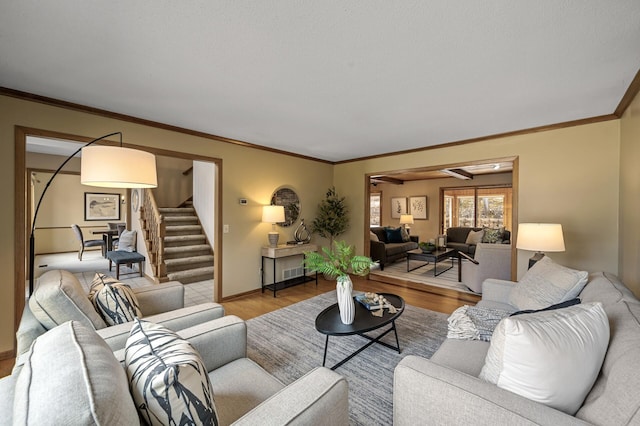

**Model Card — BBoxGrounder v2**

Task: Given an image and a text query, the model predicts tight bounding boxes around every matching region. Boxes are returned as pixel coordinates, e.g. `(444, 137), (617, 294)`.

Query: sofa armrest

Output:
(98, 302), (225, 351)
(232, 367), (349, 426)
(133, 281), (185, 316)
(394, 356), (587, 426)
(409, 235), (419, 243)
(15, 305), (47, 360)
(481, 278), (517, 304)
(370, 240), (387, 262)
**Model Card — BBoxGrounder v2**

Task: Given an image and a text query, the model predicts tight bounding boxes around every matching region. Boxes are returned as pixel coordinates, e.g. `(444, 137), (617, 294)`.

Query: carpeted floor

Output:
(370, 255), (478, 295)
(246, 291), (449, 425)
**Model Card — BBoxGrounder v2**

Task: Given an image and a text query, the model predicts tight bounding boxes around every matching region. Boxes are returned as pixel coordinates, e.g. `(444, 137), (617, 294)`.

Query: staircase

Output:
(160, 207), (214, 284)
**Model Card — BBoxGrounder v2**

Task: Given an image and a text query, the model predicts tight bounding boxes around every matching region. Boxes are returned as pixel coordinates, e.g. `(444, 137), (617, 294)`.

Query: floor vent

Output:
(283, 266), (304, 281)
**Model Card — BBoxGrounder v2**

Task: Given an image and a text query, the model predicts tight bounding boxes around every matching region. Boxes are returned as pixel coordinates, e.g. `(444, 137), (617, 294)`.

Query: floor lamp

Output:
(29, 132), (158, 296)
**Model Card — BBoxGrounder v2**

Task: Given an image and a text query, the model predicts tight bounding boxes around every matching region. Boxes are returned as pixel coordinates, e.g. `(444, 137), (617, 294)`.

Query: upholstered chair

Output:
(460, 243), (512, 293)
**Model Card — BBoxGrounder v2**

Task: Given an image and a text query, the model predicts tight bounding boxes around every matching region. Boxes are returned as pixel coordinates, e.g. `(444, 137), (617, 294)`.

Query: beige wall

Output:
(619, 91), (640, 296)
(335, 120), (621, 280)
(0, 94), (333, 355)
(374, 173), (512, 241)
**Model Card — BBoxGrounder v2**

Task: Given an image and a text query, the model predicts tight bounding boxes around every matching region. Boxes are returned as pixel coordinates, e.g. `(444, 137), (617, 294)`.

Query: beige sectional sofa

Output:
(394, 271), (640, 425)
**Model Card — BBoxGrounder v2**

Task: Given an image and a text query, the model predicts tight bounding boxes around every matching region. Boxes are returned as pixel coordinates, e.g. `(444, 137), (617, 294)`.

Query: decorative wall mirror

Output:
(271, 187), (300, 227)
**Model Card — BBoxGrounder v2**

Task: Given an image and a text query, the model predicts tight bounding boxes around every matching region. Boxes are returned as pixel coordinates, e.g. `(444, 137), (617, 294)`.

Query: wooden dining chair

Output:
(71, 224), (106, 260)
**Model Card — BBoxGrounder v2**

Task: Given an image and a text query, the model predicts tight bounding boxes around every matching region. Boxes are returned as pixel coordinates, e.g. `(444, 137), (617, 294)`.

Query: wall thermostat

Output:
(239, 198), (248, 205)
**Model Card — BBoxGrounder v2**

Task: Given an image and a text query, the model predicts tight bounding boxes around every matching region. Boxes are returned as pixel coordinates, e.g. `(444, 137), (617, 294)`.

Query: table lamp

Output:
(516, 223), (565, 268)
(262, 205), (285, 247)
(399, 214), (414, 234)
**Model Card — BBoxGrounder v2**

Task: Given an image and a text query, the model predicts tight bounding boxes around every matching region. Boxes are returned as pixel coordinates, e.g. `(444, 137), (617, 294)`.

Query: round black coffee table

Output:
(315, 293), (405, 370)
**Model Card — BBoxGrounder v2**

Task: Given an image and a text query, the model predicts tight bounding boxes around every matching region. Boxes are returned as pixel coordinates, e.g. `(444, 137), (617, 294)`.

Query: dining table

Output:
(92, 229), (120, 256)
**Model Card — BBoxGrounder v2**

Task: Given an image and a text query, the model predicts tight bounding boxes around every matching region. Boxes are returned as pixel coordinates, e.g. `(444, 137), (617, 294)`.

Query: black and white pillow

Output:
(125, 319), (219, 426)
(88, 272), (119, 300)
(89, 274), (142, 326)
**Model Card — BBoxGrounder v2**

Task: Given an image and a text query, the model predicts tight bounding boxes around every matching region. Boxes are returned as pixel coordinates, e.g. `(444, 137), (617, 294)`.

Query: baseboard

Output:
(0, 349), (16, 361)
(220, 288), (261, 302)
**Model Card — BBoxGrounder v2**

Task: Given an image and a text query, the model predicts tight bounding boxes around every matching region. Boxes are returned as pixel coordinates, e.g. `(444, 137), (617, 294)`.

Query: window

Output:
(442, 186), (512, 232)
(370, 192), (381, 226)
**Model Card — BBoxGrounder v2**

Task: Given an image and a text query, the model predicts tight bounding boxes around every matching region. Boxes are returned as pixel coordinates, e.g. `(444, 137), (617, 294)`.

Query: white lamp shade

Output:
(399, 214), (414, 225)
(81, 145), (157, 188)
(516, 223), (566, 252)
(262, 205), (285, 223)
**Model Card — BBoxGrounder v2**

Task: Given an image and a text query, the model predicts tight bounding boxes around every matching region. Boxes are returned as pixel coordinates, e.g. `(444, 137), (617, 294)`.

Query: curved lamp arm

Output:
(29, 132), (122, 296)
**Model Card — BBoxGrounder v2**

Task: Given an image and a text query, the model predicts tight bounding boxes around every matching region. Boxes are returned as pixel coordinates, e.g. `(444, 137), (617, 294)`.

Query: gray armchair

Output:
(459, 243), (512, 293)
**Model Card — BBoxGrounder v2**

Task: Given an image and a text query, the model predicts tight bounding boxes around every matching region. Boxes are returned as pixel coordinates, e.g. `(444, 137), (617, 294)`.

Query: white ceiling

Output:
(2, 1), (639, 162)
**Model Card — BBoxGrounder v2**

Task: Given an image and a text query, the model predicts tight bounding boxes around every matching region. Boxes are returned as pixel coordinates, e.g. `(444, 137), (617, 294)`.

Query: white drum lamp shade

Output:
(262, 205), (285, 247)
(81, 145), (157, 188)
(517, 223), (565, 268)
(399, 214), (414, 225)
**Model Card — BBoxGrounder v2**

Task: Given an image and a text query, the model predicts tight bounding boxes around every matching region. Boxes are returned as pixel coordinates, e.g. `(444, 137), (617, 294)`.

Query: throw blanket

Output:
(447, 305), (512, 341)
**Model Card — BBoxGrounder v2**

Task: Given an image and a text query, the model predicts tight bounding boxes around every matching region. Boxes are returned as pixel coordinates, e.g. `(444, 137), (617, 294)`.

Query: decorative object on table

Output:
(262, 205), (285, 247)
(437, 234), (447, 249)
(270, 186), (300, 227)
(84, 192), (121, 221)
(304, 240), (375, 324)
(29, 132), (157, 296)
(311, 186), (349, 250)
(409, 196), (428, 219)
(390, 197), (407, 219)
(355, 292), (400, 317)
(399, 214), (414, 234)
(516, 223), (565, 269)
(419, 241), (436, 253)
(293, 218), (311, 243)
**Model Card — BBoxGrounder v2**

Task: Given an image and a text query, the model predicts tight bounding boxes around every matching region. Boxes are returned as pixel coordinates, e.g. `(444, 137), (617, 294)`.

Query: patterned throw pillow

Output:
(89, 275), (142, 326)
(400, 227), (411, 242)
(482, 227), (504, 243)
(508, 256), (589, 310)
(125, 319), (219, 426)
(88, 272), (119, 301)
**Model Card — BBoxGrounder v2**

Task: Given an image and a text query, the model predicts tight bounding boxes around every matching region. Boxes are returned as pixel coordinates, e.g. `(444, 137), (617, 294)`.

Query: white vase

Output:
(336, 275), (355, 324)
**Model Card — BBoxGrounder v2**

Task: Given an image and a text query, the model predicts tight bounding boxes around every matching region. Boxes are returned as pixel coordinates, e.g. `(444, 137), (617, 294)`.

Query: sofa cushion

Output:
(575, 301), (640, 425)
(370, 231), (379, 242)
(125, 319), (219, 425)
(482, 227), (504, 243)
(465, 229), (484, 245)
(370, 227), (388, 243)
(116, 229), (137, 252)
(479, 302), (609, 415)
(91, 281), (142, 326)
(13, 321), (139, 425)
(385, 227), (404, 243)
(29, 269), (107, 330)
(508, 256), (588, 310)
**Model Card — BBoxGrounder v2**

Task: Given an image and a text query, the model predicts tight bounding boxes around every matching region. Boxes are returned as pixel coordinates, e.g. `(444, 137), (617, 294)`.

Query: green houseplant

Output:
(311, 186), (349, 250)
(304, 240), (375, 324)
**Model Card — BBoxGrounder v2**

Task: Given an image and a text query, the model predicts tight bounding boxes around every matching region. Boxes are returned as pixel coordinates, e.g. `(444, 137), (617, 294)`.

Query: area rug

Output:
(246, 291), (449, 425)
(370, 256), (476, 295)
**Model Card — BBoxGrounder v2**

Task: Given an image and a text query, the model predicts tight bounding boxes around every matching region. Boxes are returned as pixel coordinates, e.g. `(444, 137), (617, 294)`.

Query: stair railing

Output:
(141, 189), (167, 279)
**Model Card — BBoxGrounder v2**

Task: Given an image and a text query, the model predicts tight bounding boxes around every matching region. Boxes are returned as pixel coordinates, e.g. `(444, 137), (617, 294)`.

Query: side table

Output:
(261, 244), (318, 297)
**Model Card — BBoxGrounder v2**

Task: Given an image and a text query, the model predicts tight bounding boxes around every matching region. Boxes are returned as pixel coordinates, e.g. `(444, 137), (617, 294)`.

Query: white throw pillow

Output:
(370, 231), (379, 242)
(90, 280), (142, 325)
(116, 229), (137, 252)
(479, 302), (610, 415)
(509, 256), (588, 310)
(465, 229), (484, 245)
(125, 319), (219, 426)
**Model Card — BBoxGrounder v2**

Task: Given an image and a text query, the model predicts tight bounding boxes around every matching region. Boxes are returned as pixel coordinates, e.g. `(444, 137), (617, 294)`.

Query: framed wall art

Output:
(390, 197), (407, 219)
(409, 196), (428, 220)
(84, 192), (120, 221)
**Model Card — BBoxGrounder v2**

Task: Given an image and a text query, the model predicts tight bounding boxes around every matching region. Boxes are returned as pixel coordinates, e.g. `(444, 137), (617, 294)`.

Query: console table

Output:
(261, 244), (318, 297)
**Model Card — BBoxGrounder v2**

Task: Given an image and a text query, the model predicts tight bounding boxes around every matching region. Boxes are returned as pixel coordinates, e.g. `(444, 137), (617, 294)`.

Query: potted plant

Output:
(311, 186), (349, 250)
(304, 240), (375, 324)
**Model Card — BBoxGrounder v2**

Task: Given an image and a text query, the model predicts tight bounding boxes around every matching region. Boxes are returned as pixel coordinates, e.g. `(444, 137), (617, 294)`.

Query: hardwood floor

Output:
(0, 275), (474, 379)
